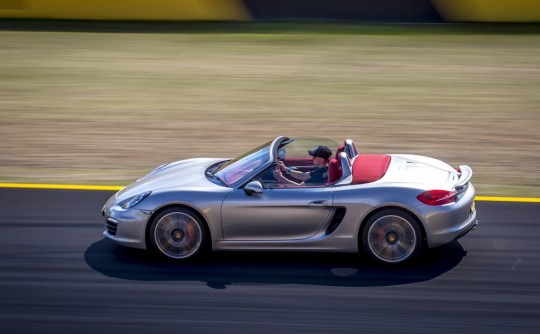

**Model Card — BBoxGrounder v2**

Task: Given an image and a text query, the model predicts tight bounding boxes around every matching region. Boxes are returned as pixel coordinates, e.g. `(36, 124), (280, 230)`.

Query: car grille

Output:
(106, 218), (118, 236)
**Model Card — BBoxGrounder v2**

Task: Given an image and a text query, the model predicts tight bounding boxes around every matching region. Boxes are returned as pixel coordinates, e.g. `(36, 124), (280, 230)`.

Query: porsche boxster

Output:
(102, 136), (477, 264)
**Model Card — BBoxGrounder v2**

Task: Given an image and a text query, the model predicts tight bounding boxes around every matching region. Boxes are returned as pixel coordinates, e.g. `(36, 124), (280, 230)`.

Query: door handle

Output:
(308, 200), (330, 208)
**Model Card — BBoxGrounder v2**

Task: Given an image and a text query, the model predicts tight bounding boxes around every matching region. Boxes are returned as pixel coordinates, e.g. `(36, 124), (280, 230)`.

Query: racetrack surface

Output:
(0, 189), (539, 333)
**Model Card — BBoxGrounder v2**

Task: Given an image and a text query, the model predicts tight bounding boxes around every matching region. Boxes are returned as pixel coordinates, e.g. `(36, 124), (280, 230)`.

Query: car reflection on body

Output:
(102, 136), (477, 265)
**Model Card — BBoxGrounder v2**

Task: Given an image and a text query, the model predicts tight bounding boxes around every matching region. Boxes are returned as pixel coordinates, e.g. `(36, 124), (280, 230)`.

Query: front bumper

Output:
(102, 204), (152, 250)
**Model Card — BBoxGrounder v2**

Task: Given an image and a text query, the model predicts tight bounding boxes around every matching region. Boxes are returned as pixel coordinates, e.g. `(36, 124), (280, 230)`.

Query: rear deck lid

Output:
(383, 154), (459, 189)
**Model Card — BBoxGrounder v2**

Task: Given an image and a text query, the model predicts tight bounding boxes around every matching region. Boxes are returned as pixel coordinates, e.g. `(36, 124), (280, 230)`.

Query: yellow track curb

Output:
(474, 196), (540, 203)
(0, 183), (123, 191)
(1, 183), (539, 203)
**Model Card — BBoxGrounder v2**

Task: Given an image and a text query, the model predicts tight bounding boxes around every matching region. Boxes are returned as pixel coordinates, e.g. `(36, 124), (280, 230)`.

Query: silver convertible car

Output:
(102, 136), (478, 265)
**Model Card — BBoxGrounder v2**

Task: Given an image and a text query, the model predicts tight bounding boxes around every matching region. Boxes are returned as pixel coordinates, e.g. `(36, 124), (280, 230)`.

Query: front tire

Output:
(148, 207), (208, 260)
(362, 209), (423, 265)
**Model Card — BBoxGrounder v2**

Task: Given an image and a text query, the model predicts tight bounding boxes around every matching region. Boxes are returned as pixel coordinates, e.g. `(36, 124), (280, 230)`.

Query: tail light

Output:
(417, 190), (457, 206)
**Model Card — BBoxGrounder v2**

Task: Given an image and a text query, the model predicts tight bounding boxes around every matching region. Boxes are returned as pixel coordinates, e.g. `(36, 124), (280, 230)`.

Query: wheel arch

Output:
(357, 205), (427, 247)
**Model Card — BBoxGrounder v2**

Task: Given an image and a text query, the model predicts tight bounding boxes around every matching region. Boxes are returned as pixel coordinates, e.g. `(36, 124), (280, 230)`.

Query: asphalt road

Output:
(0, 189), (539, 334)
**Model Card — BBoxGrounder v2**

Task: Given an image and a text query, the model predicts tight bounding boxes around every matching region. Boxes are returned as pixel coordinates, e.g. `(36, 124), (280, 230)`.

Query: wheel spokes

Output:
(154, 212), (202, 259)
(367, 215), (417, 263)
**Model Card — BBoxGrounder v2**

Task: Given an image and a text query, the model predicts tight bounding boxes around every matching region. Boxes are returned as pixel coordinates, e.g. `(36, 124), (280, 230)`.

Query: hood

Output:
(383, 154), (459, 190)
(115, 158), (226, 200)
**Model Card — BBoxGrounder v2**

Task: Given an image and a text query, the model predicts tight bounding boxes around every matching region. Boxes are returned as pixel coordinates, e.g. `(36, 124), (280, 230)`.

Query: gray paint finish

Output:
(101, 137), (477, 263)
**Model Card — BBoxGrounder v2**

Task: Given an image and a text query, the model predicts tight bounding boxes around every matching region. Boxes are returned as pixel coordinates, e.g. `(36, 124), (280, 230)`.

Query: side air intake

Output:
(325, 207), (347, 235)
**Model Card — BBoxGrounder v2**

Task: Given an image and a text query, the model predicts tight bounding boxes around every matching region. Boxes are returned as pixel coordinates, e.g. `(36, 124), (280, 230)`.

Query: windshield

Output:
(214, 140), (272, 186)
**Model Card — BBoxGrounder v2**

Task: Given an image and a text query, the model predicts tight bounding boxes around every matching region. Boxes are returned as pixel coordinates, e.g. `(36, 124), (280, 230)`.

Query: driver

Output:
(273, 145), (332, 186)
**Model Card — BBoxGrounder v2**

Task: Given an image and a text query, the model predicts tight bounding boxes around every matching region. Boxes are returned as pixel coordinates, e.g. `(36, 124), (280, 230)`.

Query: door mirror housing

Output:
(244, 180), (263, 196)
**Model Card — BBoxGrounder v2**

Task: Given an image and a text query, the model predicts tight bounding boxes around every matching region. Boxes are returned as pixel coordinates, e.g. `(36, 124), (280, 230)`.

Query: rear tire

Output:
(148, 207), (209, 260)
(361, 209), (423, 265)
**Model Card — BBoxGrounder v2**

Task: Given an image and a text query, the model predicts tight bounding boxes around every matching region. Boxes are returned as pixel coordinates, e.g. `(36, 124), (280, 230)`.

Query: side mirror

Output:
(244, 180), (263, 196)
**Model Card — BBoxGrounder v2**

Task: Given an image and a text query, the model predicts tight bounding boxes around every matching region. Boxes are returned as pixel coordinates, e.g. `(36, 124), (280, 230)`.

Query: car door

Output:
(221, 185), (334, 241)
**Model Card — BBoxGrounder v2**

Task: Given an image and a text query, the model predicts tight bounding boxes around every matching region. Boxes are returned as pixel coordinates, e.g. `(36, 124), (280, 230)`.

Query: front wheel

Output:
(362, 209), (423, 265)
(148, 207), (208, 260)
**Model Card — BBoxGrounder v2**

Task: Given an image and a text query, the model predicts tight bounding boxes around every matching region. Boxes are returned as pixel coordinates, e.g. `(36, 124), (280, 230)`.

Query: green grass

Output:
(1, 22), (539, 196)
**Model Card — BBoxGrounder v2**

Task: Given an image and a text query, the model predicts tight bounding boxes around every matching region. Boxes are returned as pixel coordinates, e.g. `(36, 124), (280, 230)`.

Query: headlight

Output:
(117, 191), (152, 209)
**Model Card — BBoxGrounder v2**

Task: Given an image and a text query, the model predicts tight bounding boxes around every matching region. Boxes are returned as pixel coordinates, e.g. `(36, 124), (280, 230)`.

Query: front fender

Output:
(137, 188), (233, 242)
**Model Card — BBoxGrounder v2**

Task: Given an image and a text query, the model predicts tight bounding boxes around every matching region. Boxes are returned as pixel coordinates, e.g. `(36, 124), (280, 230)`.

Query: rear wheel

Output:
(362, 209), (423, 264)
(148, 207), (209, 260)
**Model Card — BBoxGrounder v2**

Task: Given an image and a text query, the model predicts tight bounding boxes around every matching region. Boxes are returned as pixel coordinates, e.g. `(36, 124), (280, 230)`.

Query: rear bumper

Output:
(428, 208), (478, 248)
(420, 183), (478, 248)
(454, 216), (478, 240)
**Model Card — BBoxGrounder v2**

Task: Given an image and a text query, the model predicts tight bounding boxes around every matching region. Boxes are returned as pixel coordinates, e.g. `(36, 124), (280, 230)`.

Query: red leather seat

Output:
(327, 158), (341, 184)
(336, 145), (345, 159)
(352, 154), (391, 184)
(327, 145), (346, 184)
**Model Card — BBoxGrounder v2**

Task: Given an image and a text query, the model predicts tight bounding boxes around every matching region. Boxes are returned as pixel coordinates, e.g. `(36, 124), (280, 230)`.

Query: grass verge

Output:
(1, 22), (539, 196)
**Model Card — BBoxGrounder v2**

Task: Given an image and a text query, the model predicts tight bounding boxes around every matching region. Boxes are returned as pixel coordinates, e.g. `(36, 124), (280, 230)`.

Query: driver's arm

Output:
(273, 168), (303, 186)
(286, 169), (311, 181)
(278, 161), (311, 181)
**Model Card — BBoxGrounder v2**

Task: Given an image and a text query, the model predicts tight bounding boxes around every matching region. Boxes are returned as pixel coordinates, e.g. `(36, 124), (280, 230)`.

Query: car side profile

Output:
(102, 136), (478, 265)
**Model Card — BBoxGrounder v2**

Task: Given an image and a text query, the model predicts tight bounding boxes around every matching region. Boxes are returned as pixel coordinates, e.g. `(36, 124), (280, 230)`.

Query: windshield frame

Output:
(212, 136), (288, 188)
(209, 136), (339, 188)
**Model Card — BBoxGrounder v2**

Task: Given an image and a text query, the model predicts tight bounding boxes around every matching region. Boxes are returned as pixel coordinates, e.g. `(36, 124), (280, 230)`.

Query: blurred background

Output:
(0, 0), (539, 196)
